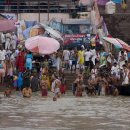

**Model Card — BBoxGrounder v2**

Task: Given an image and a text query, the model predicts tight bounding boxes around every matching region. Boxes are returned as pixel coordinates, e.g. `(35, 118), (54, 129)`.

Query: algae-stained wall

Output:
(103, 14), (130, 43)
(99, 1), (130, 43)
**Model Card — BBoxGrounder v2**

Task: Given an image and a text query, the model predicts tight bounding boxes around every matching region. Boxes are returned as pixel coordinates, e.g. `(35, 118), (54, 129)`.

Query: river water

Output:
(0, 92), (130, 130)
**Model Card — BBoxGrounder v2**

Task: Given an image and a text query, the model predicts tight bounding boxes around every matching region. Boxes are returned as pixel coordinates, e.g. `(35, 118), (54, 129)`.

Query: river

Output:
(0, 92), (130, 130)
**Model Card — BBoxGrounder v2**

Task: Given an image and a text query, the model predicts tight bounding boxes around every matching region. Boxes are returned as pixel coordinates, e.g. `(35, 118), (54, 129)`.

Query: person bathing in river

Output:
(22, 86), (32, 98)
(73, 74), (83, 96)
(95, 75), (108, 96)
(51, 76), (61, 101)
(4, 87), (11, 98)
(40, 75), (48, 97)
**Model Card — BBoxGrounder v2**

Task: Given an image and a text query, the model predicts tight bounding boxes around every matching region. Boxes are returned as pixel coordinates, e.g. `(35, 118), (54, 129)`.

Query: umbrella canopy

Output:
(40, 23), (63, 41)
(25, 36), (60, 55)
(0, 19), (16, 32)
(116, 38), (130, 51)
(103, 37), (123, 48)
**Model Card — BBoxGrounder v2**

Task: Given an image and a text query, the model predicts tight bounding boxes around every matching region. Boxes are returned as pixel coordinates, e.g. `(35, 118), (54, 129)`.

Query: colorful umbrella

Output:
(103, 37), (123, 48)
(116, 38), (130, 51)
(25, 36), (60, 54)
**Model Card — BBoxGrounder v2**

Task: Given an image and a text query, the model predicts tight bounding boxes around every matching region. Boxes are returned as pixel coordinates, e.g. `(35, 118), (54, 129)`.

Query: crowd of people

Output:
(0, 32), (130, 100)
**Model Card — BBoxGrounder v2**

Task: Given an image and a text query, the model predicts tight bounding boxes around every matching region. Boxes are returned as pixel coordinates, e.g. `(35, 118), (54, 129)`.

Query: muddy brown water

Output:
(0, 92), (130, 130)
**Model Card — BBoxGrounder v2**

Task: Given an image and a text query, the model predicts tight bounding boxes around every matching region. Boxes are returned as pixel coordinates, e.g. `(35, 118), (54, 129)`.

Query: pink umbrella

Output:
(116, 38), (130, 51)
(0, 19), (16, 32)
(25, 36), (60, 54)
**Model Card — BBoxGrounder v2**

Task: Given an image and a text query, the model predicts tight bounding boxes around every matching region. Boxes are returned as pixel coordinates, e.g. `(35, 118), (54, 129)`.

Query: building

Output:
(0, 0), (87, 13)
(98, 1), (130, 43)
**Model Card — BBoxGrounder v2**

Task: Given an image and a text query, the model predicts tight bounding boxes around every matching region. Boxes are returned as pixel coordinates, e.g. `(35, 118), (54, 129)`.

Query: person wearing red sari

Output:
(16, 50), (25, 72)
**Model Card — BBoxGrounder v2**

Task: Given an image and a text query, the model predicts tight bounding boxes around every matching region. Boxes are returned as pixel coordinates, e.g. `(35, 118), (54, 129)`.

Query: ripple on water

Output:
(0, 94), (130, 130)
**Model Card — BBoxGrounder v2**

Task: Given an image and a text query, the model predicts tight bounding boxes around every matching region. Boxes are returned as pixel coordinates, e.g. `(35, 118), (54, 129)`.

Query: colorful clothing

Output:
(60, 84), (66, 94)
(78, 50), (84, 64)
(41, 80), (48, 97)
(16, 52), (25, 72)
(17, 72), (23, 90)
(42, 75), (50, 89)
(26, 54), (33, 70)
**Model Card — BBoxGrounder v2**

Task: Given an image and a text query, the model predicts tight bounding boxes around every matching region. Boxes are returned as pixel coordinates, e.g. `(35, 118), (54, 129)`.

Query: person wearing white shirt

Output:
(63, 49), (70, 69)
(56, 53), (61, 71)
(10, 49), (16, 72)
(15, 49), (20, 57)
(11, 32), (17, 50)
(90, 48), (96, 65)
(5, 33), (11, 50)
(6, 49), (12, 59)
(0, 46), (6, 61)
(84, 48), (93, 67)
(118, 51), (128, 69)
(111, 62), (120, 79)
(1, 33), (6, 49)
(63, 49), (70, 61)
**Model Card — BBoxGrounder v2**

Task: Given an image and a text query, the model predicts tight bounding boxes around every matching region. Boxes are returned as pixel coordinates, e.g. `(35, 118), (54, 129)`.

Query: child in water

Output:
(52, 78), (61, 101)
(40, 79), (48, 97)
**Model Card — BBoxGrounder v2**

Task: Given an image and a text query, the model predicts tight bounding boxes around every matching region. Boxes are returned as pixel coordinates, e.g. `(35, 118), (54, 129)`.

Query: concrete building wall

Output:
(18, 13), (70, 23)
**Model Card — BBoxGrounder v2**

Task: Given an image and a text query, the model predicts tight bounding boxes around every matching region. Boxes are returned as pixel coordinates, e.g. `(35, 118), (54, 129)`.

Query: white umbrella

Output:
(40, 23), (63, 41)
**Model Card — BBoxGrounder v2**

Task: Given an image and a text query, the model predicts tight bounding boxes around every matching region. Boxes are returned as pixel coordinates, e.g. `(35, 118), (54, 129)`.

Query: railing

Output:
(0, 0), (87, 13)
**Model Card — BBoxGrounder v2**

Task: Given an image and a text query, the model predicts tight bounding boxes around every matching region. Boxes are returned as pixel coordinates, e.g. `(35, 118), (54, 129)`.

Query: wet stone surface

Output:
(0, 92), (130, 130)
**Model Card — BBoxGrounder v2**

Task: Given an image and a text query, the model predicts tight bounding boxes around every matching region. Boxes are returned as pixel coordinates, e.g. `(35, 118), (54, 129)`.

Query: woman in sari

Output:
(41, 66), (50, 89)
(40, 78), (48, 97)
(78, 47), (84, 70)
(16, 49), (25, 72)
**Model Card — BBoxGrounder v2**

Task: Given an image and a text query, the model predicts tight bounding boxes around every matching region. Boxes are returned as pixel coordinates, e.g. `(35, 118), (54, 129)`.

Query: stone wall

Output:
(99, 1), (130, 43)
(103, 14), (130, 43)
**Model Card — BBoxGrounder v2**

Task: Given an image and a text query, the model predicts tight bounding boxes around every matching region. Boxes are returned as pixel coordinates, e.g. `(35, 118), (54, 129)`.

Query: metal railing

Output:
(0, 0), (87, 13)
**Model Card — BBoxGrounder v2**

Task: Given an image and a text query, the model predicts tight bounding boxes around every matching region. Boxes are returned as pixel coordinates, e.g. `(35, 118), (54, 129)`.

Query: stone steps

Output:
(64, 71), (88, 90)
(64, 72), (77, 89)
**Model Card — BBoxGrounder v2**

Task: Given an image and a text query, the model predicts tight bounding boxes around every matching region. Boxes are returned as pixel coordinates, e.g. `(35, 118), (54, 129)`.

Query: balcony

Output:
(0, 0), (87, 13)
